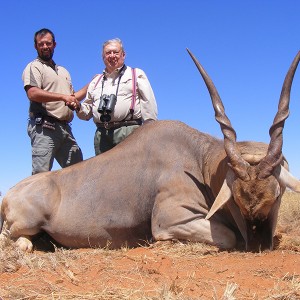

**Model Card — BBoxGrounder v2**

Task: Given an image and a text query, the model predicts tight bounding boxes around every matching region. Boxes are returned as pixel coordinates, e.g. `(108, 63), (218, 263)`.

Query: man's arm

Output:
(25, 86), (78, 109)
(74, 83), (89, 102)
(136, 70), (158, 121)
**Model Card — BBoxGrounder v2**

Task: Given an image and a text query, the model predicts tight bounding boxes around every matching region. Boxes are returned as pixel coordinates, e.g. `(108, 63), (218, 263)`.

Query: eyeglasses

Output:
(105, 50), (122, 57)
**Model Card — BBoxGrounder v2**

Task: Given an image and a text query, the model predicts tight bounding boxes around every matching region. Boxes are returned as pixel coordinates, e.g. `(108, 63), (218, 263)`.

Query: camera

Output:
(98, 94), (117, 122)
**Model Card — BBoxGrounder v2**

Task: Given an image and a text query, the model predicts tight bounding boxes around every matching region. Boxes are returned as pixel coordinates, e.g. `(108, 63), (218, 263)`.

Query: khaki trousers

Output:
(27, 118), (83, 174)
(94, 124), (140, 155)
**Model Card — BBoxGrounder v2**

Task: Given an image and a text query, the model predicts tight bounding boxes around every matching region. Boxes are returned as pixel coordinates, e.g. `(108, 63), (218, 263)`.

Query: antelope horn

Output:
(258, 51), (300, 179)
(187, 48), (250, 180)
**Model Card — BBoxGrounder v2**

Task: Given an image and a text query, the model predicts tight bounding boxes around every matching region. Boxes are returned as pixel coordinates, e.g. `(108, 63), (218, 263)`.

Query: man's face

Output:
(35, 33), (56, 61)
(103, 42), (125, 73)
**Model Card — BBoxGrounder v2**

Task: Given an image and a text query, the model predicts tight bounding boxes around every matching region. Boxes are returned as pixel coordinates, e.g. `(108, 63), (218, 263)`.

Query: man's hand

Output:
(64, 95), (81, 111)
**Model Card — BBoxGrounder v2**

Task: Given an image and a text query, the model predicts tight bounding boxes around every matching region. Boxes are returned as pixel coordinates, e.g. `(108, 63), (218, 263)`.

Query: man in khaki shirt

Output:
(22, 28), (87, 174)
(77, 38), (158, 155)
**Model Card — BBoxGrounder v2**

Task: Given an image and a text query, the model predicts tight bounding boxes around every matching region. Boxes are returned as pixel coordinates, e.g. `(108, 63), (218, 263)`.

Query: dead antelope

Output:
(1, 50), (300, 252)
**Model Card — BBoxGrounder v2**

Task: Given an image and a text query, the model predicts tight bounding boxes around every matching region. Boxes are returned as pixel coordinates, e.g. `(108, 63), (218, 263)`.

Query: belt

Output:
(43, 115), (69, 124)
(96, 119), (142, 130)
(29, 113), (69, 124)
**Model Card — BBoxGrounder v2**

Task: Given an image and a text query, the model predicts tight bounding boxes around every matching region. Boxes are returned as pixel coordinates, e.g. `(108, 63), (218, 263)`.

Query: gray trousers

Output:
(27, 118), (83, 175)
(94, 124), (140, 155)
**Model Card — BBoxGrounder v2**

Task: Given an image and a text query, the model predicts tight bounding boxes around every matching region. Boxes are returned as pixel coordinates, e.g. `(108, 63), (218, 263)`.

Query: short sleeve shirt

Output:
(22, 58), (74, 122)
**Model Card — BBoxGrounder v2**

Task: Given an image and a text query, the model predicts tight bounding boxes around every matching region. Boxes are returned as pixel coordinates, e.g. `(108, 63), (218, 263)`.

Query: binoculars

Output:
(98, 94), (117, 122)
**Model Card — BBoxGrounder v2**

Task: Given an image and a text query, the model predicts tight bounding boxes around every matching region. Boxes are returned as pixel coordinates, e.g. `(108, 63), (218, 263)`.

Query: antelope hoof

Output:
(15, 236), (33, 252)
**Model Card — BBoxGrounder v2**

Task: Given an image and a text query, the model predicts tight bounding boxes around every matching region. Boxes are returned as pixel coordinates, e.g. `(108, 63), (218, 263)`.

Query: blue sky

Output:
(1, 1), (300, 195)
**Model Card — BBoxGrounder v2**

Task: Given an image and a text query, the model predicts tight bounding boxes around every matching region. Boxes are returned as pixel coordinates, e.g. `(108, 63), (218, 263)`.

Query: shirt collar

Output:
(36, 57), (56, 70)
(103, 64), (125, 78)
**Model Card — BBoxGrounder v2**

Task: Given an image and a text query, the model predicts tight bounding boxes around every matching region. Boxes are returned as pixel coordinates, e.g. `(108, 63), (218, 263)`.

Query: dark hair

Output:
(34, 28), (55, 46)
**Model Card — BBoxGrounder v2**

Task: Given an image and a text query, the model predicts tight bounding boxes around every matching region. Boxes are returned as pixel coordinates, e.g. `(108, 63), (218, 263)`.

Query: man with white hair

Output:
(77, 38), (158, 155)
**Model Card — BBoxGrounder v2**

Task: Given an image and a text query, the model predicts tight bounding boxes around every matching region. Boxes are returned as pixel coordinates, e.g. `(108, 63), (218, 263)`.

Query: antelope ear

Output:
(206, 170), (235, 220)
(277, 165), (300, 192)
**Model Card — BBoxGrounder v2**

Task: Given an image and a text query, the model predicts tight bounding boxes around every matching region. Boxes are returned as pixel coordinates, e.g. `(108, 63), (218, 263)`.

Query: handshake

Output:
(65, 94), (81, 112)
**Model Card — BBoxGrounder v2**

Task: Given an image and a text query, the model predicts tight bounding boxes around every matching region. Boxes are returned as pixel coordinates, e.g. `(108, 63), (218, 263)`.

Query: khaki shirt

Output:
(77, 66), (158, 123)
(22, 58), (74, 122)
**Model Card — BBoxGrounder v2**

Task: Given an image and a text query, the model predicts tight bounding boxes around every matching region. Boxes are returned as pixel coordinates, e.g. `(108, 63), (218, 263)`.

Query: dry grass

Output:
(277, 190), (300, 250)
(0, 191), (300, 299)
(0, 243), (240, 300)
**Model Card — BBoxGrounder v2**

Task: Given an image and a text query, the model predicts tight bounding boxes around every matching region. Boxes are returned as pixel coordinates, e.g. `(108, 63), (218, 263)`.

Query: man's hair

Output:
(102, 38), (124, 54)
(34, 28), (55, 46)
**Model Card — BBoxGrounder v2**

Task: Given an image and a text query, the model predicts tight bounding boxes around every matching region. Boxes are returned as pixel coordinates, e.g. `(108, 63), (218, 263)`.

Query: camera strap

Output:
(93, 66), (137, 120)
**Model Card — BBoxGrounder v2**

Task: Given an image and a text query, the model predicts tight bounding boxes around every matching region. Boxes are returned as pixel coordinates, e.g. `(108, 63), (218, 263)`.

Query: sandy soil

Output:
(0, 235), (299, 300)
